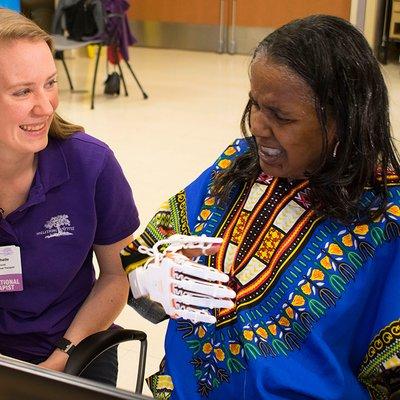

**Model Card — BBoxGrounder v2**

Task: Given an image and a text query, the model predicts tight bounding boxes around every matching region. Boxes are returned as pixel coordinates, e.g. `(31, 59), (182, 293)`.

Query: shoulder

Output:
(354, 176), (400, 240)
(220, 138), (250, 157)
(53, 132), (114, 171)
(211, 138), (250, 170)
(187, 138), (250, 189)
(182, 139), (250, 216)
(58, 131), (112, 153)
(188, 138), (249, 186)
(386, 176), (400, 211)
(366, 173), (400, 206)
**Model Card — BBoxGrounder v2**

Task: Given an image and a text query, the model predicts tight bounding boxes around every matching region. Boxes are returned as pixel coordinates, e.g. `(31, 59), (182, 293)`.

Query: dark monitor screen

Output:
(0, 355), (152, 400)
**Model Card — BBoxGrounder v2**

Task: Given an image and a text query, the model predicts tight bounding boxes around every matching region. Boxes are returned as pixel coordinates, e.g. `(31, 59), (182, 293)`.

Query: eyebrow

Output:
(248, 92), (290, 116)
(8, 72), (58, 90)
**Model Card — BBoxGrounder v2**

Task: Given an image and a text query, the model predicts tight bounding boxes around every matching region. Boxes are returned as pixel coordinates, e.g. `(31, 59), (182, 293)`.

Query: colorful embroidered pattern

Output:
(122, 139), (400, 398)
(178, 181), (400, 397)
(359, 319), (400, 400)
(211, 179), (317, 327)
(122, 190), (191, 270)
(194, 141), (245, 236)
(146, 358), (174, 400)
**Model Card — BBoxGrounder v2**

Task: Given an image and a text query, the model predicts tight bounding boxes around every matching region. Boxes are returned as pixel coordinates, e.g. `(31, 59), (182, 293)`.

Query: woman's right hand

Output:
(128, 235), (235, 324)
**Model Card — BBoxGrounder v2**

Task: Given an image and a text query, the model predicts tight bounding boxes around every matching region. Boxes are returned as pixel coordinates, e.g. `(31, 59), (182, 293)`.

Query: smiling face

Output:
(249, 60), (335, 179)
(0, 39), (58, 160)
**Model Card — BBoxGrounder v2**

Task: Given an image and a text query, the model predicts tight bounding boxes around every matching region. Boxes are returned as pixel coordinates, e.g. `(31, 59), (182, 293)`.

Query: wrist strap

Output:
(55, 337), (75, 356)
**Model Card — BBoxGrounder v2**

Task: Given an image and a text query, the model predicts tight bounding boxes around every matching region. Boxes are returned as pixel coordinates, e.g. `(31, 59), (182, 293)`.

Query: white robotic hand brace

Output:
(128, 235), (235, 324)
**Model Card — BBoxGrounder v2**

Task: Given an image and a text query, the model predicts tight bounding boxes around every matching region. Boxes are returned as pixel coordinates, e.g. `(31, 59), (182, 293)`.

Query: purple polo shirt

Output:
(0, 132), (139, 361)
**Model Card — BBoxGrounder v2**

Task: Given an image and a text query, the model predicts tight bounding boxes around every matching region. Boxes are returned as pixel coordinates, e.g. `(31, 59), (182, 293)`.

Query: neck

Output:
(0, 152), (37, 182)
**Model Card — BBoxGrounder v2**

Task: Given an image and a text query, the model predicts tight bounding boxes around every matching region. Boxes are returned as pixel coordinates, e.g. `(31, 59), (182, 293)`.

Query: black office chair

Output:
(64, 328), (147, 394)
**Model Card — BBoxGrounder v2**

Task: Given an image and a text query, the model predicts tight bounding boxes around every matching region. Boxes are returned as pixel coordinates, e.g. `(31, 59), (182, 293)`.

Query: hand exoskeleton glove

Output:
(128, 234), (235, 324)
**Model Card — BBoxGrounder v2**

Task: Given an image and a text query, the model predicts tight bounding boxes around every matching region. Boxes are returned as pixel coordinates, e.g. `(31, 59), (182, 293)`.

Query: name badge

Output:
(0, 246), (23, 292)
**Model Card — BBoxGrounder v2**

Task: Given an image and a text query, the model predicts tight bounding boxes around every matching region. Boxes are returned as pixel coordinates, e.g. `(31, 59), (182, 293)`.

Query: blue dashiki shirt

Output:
(122, 139), (400, 400)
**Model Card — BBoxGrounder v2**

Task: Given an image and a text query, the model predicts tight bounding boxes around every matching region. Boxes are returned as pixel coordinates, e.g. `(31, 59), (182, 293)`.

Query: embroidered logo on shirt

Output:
(36, 214), (75, 238)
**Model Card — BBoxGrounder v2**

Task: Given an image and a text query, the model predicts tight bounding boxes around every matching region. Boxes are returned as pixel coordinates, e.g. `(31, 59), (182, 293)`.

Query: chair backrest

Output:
(52, 0), (105, 41)
(64, 328), (148, 395)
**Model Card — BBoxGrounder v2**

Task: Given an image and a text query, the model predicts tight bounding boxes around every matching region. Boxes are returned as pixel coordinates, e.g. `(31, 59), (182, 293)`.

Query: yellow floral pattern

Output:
(214, 348), (225, 361)
(229, 343), (241, 355)
(218, 159), (232, 169)
(354, 224), (369, 235)
(243, 330), (254, 341)
(202, 342), (212, 354)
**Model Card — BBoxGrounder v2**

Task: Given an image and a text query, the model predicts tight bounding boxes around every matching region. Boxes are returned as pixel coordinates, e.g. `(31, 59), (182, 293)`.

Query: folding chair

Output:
(64, 328), (148, 394)
(52, 34), (103, 109)
(52, 0), (148, 109)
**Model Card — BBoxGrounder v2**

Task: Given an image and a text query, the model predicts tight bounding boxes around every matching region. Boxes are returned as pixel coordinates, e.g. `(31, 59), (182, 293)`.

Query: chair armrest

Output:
(391, 390), (400, 399)
(64, 328), (147, 393)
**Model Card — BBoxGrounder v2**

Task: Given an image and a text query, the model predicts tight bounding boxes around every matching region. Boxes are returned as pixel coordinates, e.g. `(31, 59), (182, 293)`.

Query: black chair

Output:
(64, 328), (147, 394)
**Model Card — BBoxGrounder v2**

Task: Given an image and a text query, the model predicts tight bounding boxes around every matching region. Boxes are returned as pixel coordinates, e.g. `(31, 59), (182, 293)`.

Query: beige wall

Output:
(351, 0), (385, 51)
(364, 0), (385, 50)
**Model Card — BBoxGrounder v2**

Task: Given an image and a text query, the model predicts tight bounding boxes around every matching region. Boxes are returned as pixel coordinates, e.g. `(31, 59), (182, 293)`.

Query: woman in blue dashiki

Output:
(121, 15), (400, 400)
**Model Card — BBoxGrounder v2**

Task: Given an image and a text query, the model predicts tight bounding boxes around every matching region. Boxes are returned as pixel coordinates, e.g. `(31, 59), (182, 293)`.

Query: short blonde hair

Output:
(0, 8), (84, 139)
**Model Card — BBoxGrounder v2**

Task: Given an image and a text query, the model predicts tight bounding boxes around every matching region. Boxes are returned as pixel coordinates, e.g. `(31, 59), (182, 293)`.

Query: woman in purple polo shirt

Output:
(0, 9), (139, 385)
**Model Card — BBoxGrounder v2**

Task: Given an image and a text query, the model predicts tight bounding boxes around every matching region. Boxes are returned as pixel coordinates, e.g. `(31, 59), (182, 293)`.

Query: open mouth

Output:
(19, 122), (46, 132)
(258, 145), (284, 164)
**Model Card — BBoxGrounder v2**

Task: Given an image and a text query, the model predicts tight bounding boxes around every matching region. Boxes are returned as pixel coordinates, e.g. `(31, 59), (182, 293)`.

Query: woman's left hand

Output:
(38, 236), (132, 373)
(37, 350), (69, 372)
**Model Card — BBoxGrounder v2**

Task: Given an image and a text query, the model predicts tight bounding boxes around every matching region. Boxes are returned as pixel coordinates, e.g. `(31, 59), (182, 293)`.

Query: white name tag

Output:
(0, 246), (23, 292)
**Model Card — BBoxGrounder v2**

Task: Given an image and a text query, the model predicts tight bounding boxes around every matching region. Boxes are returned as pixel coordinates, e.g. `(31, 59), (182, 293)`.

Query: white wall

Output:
(351, 0), (386, 51)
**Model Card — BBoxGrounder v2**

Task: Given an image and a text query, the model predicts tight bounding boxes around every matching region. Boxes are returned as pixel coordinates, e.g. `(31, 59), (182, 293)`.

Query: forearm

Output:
(62, 237), (133, 343)
(39, 274), (129, 372)
(63, 273), (129, 343)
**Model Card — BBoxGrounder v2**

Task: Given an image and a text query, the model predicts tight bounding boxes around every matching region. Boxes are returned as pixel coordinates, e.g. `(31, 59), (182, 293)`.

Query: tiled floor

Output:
(56, 46), (400, 396)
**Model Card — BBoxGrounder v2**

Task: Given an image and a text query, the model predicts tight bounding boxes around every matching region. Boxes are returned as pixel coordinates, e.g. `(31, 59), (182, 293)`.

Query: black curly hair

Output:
(212, 14), (400, 224)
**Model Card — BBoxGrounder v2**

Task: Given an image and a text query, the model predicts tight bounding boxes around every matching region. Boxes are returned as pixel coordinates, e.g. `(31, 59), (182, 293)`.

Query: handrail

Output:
(228, 0), (237, 54)
(218, 0), (226, 53)
(381, 0), (391, 45)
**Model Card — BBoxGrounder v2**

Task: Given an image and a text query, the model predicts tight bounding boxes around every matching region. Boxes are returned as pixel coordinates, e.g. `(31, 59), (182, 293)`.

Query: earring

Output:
(332, 141), (340, 158)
